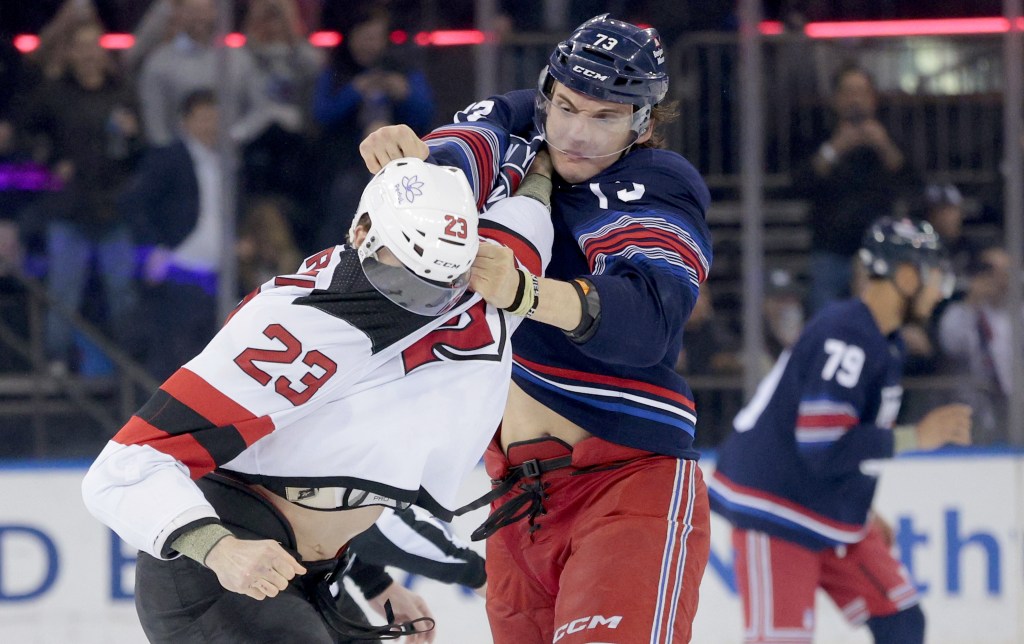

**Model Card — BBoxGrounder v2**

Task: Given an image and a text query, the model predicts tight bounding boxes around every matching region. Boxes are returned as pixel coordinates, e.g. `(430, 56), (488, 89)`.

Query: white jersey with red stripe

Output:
(82, 195), (552, 559)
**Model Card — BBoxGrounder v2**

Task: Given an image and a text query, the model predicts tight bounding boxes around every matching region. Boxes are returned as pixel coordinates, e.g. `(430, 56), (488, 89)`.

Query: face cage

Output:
(357, 233), (470, 317)
(534, 91), (651, 160)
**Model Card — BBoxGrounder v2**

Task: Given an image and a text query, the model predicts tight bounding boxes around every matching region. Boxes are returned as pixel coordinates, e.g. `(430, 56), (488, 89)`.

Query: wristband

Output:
(504, 269), (527, 313)
(503, 269), (539, 317)
(524, 272), (540, 318)
(515, 172), (553, 210)
(171, 522), (234, 567)
(893, 424), (918, 454)
(565, 278), (601, 343)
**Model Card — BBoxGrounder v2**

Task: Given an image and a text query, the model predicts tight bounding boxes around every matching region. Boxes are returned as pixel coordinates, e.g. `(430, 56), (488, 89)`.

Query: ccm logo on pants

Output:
(553, 615), (623, 642)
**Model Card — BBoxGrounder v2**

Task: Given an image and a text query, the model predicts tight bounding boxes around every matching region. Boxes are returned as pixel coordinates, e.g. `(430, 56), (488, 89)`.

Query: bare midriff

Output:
(253, 485), (385, 562)
(500, 381), (592, 453)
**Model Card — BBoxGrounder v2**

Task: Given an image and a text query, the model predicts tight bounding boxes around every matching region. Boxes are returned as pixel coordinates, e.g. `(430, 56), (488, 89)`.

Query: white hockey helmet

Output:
(351, 157), (480, 316)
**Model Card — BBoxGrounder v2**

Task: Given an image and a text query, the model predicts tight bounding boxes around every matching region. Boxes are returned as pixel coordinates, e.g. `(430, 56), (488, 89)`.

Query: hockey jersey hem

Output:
(708, 471), (870, 549)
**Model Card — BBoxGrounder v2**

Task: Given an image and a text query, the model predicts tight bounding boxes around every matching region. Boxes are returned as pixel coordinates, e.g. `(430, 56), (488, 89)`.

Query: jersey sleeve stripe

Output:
(796, 413), (859, 429)
(224, 287), (261, 325)
(113, 418), (217, 478)
(425, 126), (499, 210)
(125, 379), (267, 475)
(583, 225), (708, 283)
(479, 221), (543, 275)
(795, 428), (848, 444)
(274, 276), (317, 288)
(514, 354), (695, 410)
(162, 368), (274, 445)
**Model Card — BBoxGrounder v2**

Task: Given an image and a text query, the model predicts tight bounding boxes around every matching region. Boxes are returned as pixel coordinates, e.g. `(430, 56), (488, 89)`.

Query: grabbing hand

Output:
(528, 149), (553, 179)
(470, 243), (521, 310)
(359, 125), (429, 173)
(367, 581), (436, 643)
(915, 403), (972, 450)
(204, 536), (307, 600)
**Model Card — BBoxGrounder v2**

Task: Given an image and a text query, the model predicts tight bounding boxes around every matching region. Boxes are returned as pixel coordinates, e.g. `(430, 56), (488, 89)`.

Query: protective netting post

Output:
(1003, 0), (1024, 446)
(739, 0), (767, 398)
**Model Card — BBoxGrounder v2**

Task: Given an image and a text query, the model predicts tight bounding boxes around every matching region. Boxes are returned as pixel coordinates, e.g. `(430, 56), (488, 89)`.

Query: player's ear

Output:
(348, 213), (372, 247)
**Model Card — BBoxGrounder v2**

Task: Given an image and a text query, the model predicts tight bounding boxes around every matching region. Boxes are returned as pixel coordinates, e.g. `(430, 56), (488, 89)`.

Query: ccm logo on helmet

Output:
(553, 615), (622, 642)
(572, 65), (608, 81)
(433, 259), (463, 269)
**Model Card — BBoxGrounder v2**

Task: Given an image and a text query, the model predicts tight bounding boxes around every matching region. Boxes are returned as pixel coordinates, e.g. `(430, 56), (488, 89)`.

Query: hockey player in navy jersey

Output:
(710, 217), (972, 644)
(81, 157), (554, 643)
(361, 14), (713, 643)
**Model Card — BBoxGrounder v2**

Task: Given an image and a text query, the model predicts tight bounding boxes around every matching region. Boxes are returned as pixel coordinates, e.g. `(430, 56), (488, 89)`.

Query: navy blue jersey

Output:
(425, 90), (713, 459)
(709, 300), (906, 550)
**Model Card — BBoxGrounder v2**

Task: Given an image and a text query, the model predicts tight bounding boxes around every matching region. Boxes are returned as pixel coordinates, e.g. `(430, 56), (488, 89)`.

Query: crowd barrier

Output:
(0, 451), (1020, 643)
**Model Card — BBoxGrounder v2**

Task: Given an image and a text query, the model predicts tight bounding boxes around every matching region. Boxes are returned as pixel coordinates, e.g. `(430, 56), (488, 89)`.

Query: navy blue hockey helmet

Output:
(535, 15), (668, 156)
(858, 216), (954, 298)
(540, 14), (669, 108)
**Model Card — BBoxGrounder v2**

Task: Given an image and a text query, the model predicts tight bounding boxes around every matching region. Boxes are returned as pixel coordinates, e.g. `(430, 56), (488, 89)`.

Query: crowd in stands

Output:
(0, 0), (1018, 449)
(688, 60), (1019, 448)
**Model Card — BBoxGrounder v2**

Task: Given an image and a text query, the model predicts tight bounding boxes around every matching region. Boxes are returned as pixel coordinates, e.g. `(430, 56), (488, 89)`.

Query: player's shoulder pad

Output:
(622, 148), (711, 219)
(453, 90), (535, 135)
(802, 300), (888, 355)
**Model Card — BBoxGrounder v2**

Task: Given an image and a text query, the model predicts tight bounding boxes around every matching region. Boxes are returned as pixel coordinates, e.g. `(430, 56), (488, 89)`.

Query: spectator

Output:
(0, 71), (36, 375)
(678, 286), (742, 376)
(236, 0), (322, 250)
(798, 62), (917, 314)
(678, 286), (743, 448)
(0, 218), (30, 375)
(763, 267), (806, 362)
(123, 0), (176, 72)
(238, 0), (321, 140)
(311, 5), (434, 249)
(938, 246), (1018, 445)
(119, 89), (225, 379)
(1, 27), (48, 227)
(20, 18), (142, 373)
(921, 182), (978, 297)
(137, 0), (268, 146)
(28, 0), (102, 81)
(235, 195), (302, 296)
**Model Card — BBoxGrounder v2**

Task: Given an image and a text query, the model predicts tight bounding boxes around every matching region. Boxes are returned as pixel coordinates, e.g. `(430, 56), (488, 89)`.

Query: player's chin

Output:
(551, 152), (601, 185)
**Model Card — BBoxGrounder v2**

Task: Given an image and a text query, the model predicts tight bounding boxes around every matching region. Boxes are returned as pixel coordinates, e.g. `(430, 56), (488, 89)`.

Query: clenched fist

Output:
(360, 125), (430, 174)
(915, 403), (972, 450)
(470, 243), (522, 310)
(205, 536), (307, 600)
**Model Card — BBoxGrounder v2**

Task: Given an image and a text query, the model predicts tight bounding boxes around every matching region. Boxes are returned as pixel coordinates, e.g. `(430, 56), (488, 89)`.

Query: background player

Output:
(709, 217), (972, 644)
(362, 14), (713, 644)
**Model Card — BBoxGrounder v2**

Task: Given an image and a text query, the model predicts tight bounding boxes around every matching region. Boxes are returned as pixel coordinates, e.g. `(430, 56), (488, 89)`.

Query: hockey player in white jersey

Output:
(81, 156), (553, 642)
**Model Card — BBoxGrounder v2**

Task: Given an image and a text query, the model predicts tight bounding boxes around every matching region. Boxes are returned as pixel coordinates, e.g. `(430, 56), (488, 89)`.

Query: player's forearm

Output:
(523, 277), (583, 331)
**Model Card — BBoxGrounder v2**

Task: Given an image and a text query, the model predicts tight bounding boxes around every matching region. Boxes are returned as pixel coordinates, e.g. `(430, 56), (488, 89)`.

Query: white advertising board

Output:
(0, 454), (1020, 643)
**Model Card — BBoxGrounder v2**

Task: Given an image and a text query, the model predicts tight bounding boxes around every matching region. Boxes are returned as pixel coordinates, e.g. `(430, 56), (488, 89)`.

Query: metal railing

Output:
(0, 274), (158, 457)
(666, 30), (1007, 189)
